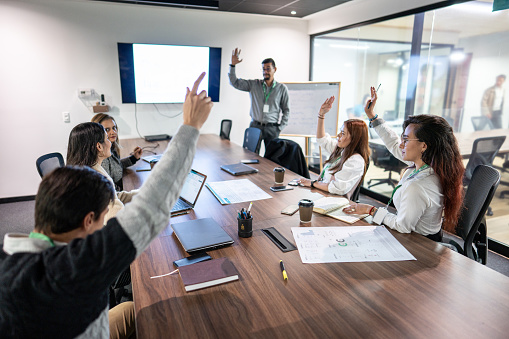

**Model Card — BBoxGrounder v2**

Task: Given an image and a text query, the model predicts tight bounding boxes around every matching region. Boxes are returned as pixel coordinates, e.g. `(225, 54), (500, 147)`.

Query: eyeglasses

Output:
(400, 138), (420, 146)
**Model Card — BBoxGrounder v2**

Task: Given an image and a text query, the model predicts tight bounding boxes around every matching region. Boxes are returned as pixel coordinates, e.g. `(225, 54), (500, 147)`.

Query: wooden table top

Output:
(122, 134), (509, 338)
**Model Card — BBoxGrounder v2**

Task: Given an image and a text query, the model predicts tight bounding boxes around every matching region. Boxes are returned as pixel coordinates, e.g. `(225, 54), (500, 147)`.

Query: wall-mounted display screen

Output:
(118, 43), (221, 103)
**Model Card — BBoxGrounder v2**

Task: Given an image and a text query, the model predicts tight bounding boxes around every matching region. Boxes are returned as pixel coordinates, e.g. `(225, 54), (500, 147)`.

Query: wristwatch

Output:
(311, 180), (317, 188)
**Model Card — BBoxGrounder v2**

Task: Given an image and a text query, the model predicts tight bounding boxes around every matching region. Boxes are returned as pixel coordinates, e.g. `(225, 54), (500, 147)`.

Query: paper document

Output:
(205, 179), (272, 205)
(291, 226), (416, 263)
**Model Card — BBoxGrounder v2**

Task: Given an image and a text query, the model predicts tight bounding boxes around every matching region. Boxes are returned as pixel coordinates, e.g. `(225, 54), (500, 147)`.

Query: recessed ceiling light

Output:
(291, 11), (297, 15)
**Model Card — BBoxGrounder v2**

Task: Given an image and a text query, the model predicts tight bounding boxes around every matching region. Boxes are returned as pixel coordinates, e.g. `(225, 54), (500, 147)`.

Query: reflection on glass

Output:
(311, 0), (509, 246)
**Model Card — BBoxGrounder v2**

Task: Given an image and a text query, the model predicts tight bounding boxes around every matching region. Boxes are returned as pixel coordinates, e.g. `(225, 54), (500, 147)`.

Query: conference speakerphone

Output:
(144, 134), (171, 142)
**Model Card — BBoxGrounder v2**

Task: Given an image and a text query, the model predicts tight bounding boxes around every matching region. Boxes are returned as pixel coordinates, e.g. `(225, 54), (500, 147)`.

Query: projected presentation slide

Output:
(133, 44), (210, 103)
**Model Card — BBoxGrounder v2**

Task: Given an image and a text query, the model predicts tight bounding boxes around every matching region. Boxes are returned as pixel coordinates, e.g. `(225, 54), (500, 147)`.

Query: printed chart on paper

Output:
(291, 226), (416, 263)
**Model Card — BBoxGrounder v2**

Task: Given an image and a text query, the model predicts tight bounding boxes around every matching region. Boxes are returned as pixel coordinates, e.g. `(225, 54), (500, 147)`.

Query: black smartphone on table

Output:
(241, 159), (259, 164)
(173, 252), (212, 268)
(270, 186), (294, 192)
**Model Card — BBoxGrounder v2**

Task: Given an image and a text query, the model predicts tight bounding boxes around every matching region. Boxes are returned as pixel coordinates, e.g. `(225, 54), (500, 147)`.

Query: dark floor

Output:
(2, 198), (509, 277)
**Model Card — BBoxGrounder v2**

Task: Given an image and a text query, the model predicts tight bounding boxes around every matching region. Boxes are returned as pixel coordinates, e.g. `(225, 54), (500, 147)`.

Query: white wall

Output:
(0, 0), (309, 198)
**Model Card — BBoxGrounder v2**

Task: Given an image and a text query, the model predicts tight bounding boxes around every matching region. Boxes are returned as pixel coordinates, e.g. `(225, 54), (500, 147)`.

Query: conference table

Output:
(121, 134), (509, 338)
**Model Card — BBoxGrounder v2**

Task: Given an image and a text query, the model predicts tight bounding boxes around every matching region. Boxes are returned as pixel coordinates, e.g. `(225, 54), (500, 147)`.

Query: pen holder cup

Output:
(238, 216), (253, 238)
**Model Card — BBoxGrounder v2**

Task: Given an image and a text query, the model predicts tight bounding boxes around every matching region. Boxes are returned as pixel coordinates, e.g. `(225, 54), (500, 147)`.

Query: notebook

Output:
(171, 169), (207, 215)
(313, 196), (368, 224)
(178, 257), (239, 292)
(171, 218), (234, 253)
(220, 163), (258, 176)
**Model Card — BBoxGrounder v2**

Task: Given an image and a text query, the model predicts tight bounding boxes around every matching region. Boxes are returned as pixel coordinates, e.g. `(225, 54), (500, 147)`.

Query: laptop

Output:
(171, 218), (234, 253)
(220, 163), (258, 176)
(170, 169), (207, 215)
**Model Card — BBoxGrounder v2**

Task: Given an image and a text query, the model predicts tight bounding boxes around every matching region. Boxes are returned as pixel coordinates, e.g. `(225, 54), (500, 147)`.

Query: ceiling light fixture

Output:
(291, 11), (297, 15)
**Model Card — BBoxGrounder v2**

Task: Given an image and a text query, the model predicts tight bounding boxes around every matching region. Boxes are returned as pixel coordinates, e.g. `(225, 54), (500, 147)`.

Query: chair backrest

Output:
(243, 127), (262, 154)
(464, 136), (506, 180)
(350, 162), (369, 202)
(36, 152), (65, 178)
(456, 165), (500, 261)
(369, 142), (406, 171)
(264, 138), (310, 178)
(471, 116), (494, 131)
(220, 119), (232, 140)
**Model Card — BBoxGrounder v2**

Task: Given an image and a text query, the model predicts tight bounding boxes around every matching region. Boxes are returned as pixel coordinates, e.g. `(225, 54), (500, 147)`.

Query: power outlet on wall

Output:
(62, 111), (70, 123)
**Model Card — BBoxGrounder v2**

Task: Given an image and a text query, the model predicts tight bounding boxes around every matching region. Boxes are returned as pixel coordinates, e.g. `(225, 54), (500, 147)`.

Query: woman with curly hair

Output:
(343, 87), (465, 241)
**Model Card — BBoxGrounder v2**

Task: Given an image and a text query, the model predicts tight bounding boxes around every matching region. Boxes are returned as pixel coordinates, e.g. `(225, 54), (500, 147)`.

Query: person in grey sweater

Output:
(0, 73), (213, 338)
(91, 113), (143, 191)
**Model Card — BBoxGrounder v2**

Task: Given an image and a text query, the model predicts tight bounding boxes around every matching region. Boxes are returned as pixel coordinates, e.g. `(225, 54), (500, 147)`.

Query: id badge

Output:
(263, 104), (269, 113)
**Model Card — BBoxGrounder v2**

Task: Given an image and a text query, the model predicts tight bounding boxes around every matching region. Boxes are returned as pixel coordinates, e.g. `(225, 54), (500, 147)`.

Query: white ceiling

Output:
(374, 0), (509, 39)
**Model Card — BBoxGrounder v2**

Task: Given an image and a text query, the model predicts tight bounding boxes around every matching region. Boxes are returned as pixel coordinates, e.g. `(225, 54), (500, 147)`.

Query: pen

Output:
(247, 202), (253, 214)
(367, 83), (381, 109)
(280, 260), (288, 281)
(136, 168), (152, 172)
(172, 211), (190, 217)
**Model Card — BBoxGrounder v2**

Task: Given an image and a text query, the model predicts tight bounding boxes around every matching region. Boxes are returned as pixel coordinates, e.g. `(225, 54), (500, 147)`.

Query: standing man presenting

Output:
(481, 74), (506, 129)
(229, 47), (290, 148)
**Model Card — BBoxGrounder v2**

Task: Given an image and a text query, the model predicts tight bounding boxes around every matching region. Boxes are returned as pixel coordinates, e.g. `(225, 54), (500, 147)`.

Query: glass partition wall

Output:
(311, 0), (509, 251)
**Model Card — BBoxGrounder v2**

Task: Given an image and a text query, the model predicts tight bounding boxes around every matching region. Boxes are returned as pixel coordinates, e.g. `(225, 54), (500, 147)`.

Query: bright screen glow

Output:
(133, 44), (210, 103)
(118, 43), (221, 103)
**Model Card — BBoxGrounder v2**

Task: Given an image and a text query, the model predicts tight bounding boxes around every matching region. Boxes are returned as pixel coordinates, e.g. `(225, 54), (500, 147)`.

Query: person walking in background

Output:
(481, 74), (506, 129)
(228, 47), (290, 148)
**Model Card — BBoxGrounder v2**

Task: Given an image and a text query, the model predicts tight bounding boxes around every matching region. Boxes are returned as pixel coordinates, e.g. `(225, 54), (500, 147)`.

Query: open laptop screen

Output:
(180, 170), (207, 206)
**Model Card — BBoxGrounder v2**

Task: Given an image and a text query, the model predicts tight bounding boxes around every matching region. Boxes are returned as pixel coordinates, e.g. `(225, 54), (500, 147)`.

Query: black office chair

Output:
(350, 163), (369, 203)
(111, 268), (132, 306)
(464, 136), (506, 185)
(463, 136), (506, 216)
(367, 143), (407, 189)
(264, 138), (310, 178)
(36, 152), (65, 178)
(243, 127), (262, 154)
(500, 160), (509, 199)
(471, 116), (494, 131)
(443, 165), (501, 265)
(220, 119), (232, 140)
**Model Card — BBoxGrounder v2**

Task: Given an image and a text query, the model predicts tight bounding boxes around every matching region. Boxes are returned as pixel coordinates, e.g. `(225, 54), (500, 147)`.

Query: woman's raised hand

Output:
(318, 96), (335, 117)
(364, 87), (378, 119)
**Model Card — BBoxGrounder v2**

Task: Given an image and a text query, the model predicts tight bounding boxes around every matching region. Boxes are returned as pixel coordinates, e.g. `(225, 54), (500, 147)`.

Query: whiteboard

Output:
(281, 82), (341, 137)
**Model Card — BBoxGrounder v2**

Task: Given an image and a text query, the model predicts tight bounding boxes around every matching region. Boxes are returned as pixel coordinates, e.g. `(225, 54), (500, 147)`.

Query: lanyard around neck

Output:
(263, 81), (275, 103)
(29, 232), (55, 247)
(319, 156), (341, 180)
(386, 164), (429, 207)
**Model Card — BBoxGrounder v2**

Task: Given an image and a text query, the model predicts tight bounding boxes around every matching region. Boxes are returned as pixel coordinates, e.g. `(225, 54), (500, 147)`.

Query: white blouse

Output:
(372, 121), (444, 235)
(317, 133), (365, 198)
